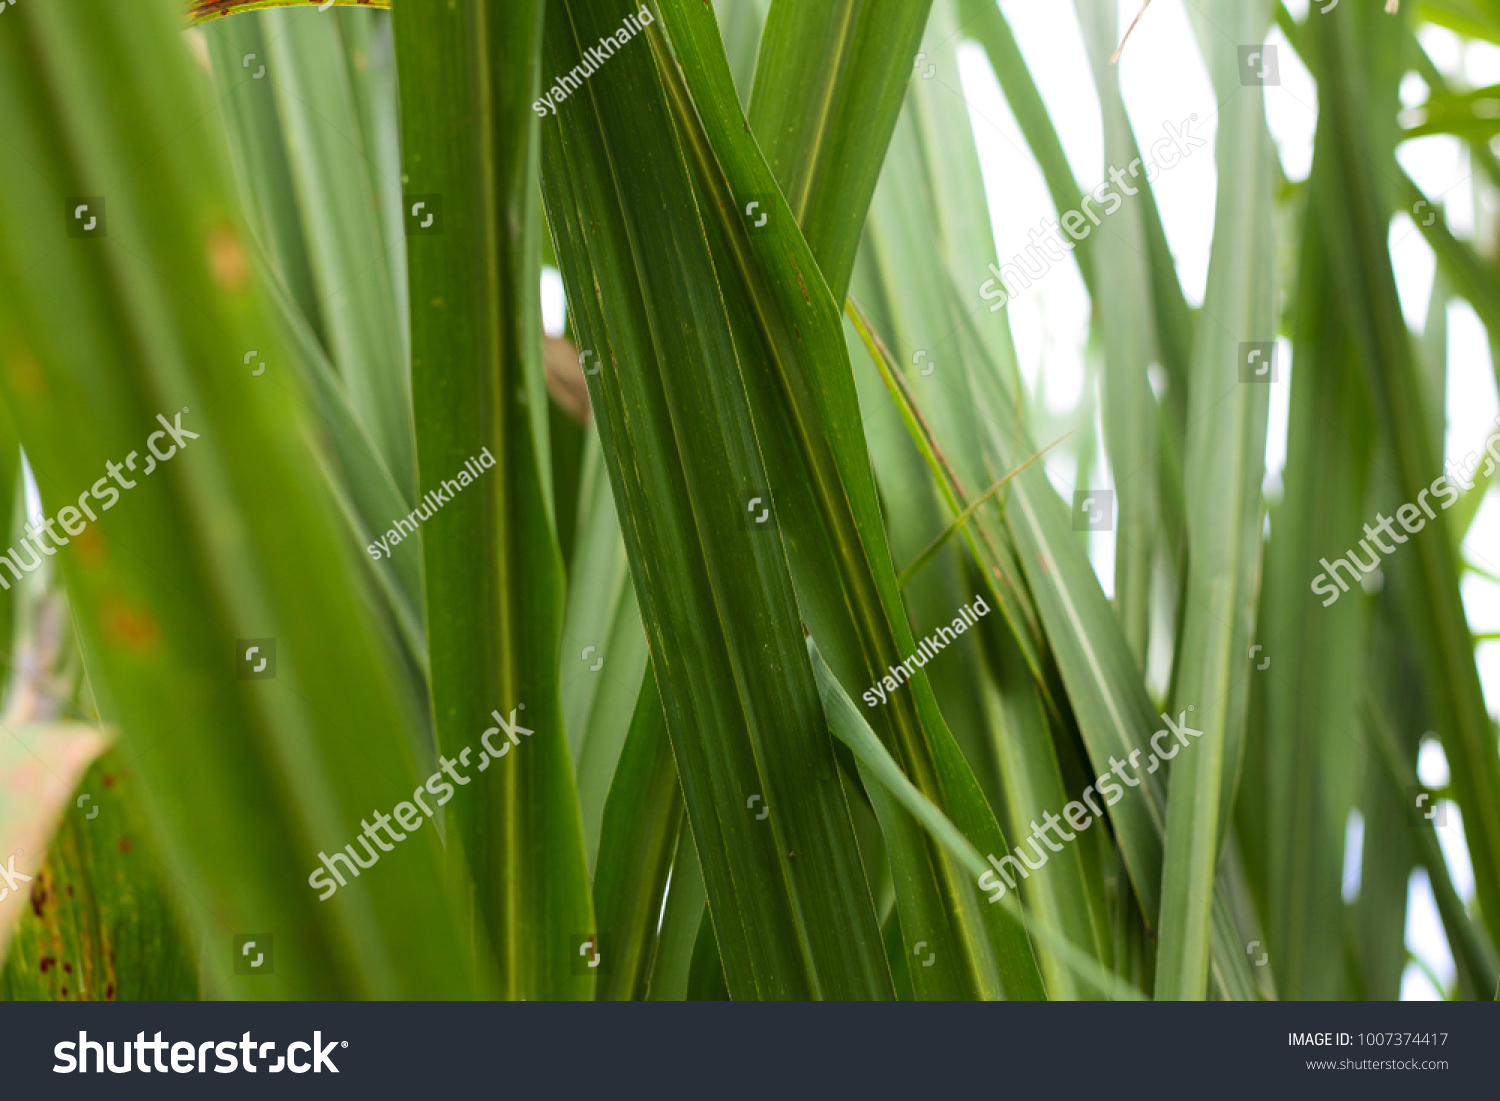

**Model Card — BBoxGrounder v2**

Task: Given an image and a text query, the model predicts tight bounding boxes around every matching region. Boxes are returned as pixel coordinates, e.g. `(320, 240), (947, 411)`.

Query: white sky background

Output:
(534, 0), (1499, 1000)
(954, 1), (1488, 1000)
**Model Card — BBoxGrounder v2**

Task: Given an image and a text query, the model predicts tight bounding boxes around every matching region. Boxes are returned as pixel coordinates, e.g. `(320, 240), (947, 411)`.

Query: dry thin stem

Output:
(1111, 0), (1153, 65)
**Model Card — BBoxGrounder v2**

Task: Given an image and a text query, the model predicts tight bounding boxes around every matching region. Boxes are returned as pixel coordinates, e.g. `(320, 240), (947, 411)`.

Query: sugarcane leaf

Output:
(591, 668), (680, 1000)
(1, 747), (199, 1000)
(811, 636), (1129, 1000)
(650, 0), (1046, 1000)
(685, 906), (730, 1000)
(0, 0), (479, 998)
(955, 0), (1095, 299)
(846, 72), (1116, 995)
(0, 724), (112, 969)
(561, 427), (650, 870)
(977, 620), (1113, 999)
(1364, 698), (1499, 997)
(202, 12), (328, 354)
(646, 818), (706, 1000)
(957, 0), (1194, 423)
(539, 0), (893, 1000)
(895, 440), (1062, 592)
(1417, 0), (1500, 42)
(392, 0), (593, 999)
(257, 252), (428, 672)
(710, 0), (768, 107)
(1153, 0), (1275, 1001)
(1075, 0), (1164, 666)
(259, 7), (415, 502)
(1402, 83), (1500, 141)
(189, 0), (386, 23)
(747, 0), (933, 302)
(809, 637), (985, 878)
(1311, 0), (1500, 956)
(853, 0), (1188, 982)
(1250, 204), (1373, 999)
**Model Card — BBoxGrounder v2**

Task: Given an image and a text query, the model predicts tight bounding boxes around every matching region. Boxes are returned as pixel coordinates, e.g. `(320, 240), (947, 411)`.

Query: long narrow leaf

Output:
(650, 0), (1046, 999)
(539, 0), (893, 1000)
(1312, 1), (1500, 954)
(1155, 0), (1275, 1001)
(393, 0), (594, 999)
(0, 0), (480, 997)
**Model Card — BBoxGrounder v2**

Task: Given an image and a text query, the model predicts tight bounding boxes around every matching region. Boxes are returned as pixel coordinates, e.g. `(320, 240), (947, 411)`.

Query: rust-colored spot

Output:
(106, 983), (115, 1000)
(6, 345), (45, 399)
(67, 884), (74, 897)
(60, 987), (67, 998)
(62, 962), (72, 973)
(207, 223), (248, 294)
(101, 599), (160, 650)
(117, 838), (132, 854)
(72, 525), (107, 567)
(103, 774), (115, 787)
(40, 957), (55, 973)
(30, 882), (46, 918)
(791, 258), (811, 305)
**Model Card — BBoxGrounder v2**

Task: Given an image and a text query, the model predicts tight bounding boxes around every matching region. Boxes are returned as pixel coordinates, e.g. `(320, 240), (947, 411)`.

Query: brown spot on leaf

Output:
(207, 223), (248, 294)
(72, 526), (107, 566)
(103, 774), (115, 787)
(117, 838), (132, 854)
(106, 983), (114, 1000)
(791, 259), (811, 305)
(101, 600), (160, 650)
(6, 345), (45, 399)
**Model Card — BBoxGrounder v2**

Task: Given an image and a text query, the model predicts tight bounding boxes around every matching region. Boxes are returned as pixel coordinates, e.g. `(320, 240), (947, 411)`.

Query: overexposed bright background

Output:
(955, 1), (1482, 1002)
